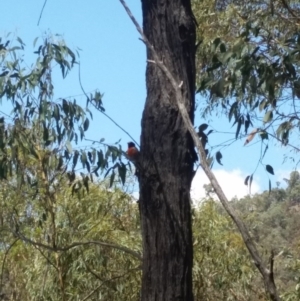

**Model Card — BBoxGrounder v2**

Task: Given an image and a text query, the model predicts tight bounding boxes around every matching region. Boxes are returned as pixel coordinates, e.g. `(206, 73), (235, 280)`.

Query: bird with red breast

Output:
(126, 142), (140, 165)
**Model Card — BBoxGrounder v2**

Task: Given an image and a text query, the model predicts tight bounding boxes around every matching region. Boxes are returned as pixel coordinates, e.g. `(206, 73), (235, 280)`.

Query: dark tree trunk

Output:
(139, 1), (196, 300)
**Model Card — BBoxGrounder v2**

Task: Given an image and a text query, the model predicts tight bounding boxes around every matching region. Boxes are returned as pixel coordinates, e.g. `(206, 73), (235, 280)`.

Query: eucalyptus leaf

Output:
(266, 164), (274, 175)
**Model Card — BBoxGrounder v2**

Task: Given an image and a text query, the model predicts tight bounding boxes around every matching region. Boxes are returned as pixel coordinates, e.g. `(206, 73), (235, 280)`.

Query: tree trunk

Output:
(139, 1), (196, 300)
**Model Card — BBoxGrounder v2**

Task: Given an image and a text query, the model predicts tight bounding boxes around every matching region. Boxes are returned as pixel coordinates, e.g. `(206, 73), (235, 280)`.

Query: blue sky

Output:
(1, 0), (145, 143)
(0, 0), (296, 198)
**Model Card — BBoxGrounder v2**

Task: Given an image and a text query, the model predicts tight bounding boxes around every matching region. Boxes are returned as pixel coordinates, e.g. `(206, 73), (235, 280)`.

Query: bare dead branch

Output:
(118, 1), (280, 300)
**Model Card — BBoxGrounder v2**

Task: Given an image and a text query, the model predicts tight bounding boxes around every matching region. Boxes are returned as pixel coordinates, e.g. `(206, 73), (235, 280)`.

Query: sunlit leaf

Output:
(263, 111), (273, 123)
(259, 99), (266, 112)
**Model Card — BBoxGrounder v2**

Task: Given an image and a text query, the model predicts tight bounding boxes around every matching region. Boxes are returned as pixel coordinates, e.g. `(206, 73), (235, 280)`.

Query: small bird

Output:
(126, 142), (140, 165)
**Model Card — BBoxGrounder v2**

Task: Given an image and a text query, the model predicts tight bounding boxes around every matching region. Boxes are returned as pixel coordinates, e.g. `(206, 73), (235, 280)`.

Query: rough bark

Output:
(139, 1), (196, 300)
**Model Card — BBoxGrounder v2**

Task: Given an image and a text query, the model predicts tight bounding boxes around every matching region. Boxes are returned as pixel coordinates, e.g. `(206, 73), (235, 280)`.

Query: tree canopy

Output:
(193, 0), (300, 186)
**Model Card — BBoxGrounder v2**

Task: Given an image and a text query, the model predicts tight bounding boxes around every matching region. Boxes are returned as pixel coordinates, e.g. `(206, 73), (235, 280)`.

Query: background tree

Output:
(0, 34), (139, 301)
(193, 0), (300, 170)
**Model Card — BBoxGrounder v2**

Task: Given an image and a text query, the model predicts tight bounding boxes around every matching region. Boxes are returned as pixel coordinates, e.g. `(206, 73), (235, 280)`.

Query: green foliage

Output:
(0, 34), (129, 194)
(1, 3), (300, 298)
(1, 171), (300, 300)
(193, 200), (265, 301)
(0, 180), (142, 301)
(193, 170), (300, 301)
(232, 172), (300, 300)
(193, 0), (300, 166)
(0, 33), (139, 300)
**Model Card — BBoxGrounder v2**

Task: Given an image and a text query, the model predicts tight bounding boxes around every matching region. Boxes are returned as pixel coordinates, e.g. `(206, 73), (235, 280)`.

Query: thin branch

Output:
(84, 263), (116, 288)
(78, 62), (139, 147)
(119, 1), (280, 300)
(33, 245), (57, 271)
(80, 279), (113, 301)
(275, 12), (300, 26)
(84, 261), (141, 292)
(15, 231), (142, 261)
(84, 137), (129, 158)
(80, 269), (137, 301)
(37, 0), (48, 26)
(266, 131), (300, 153)
(33, 246), (56, 297)
(229, 288), (247, 301)
(98, 109), (140, 147)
